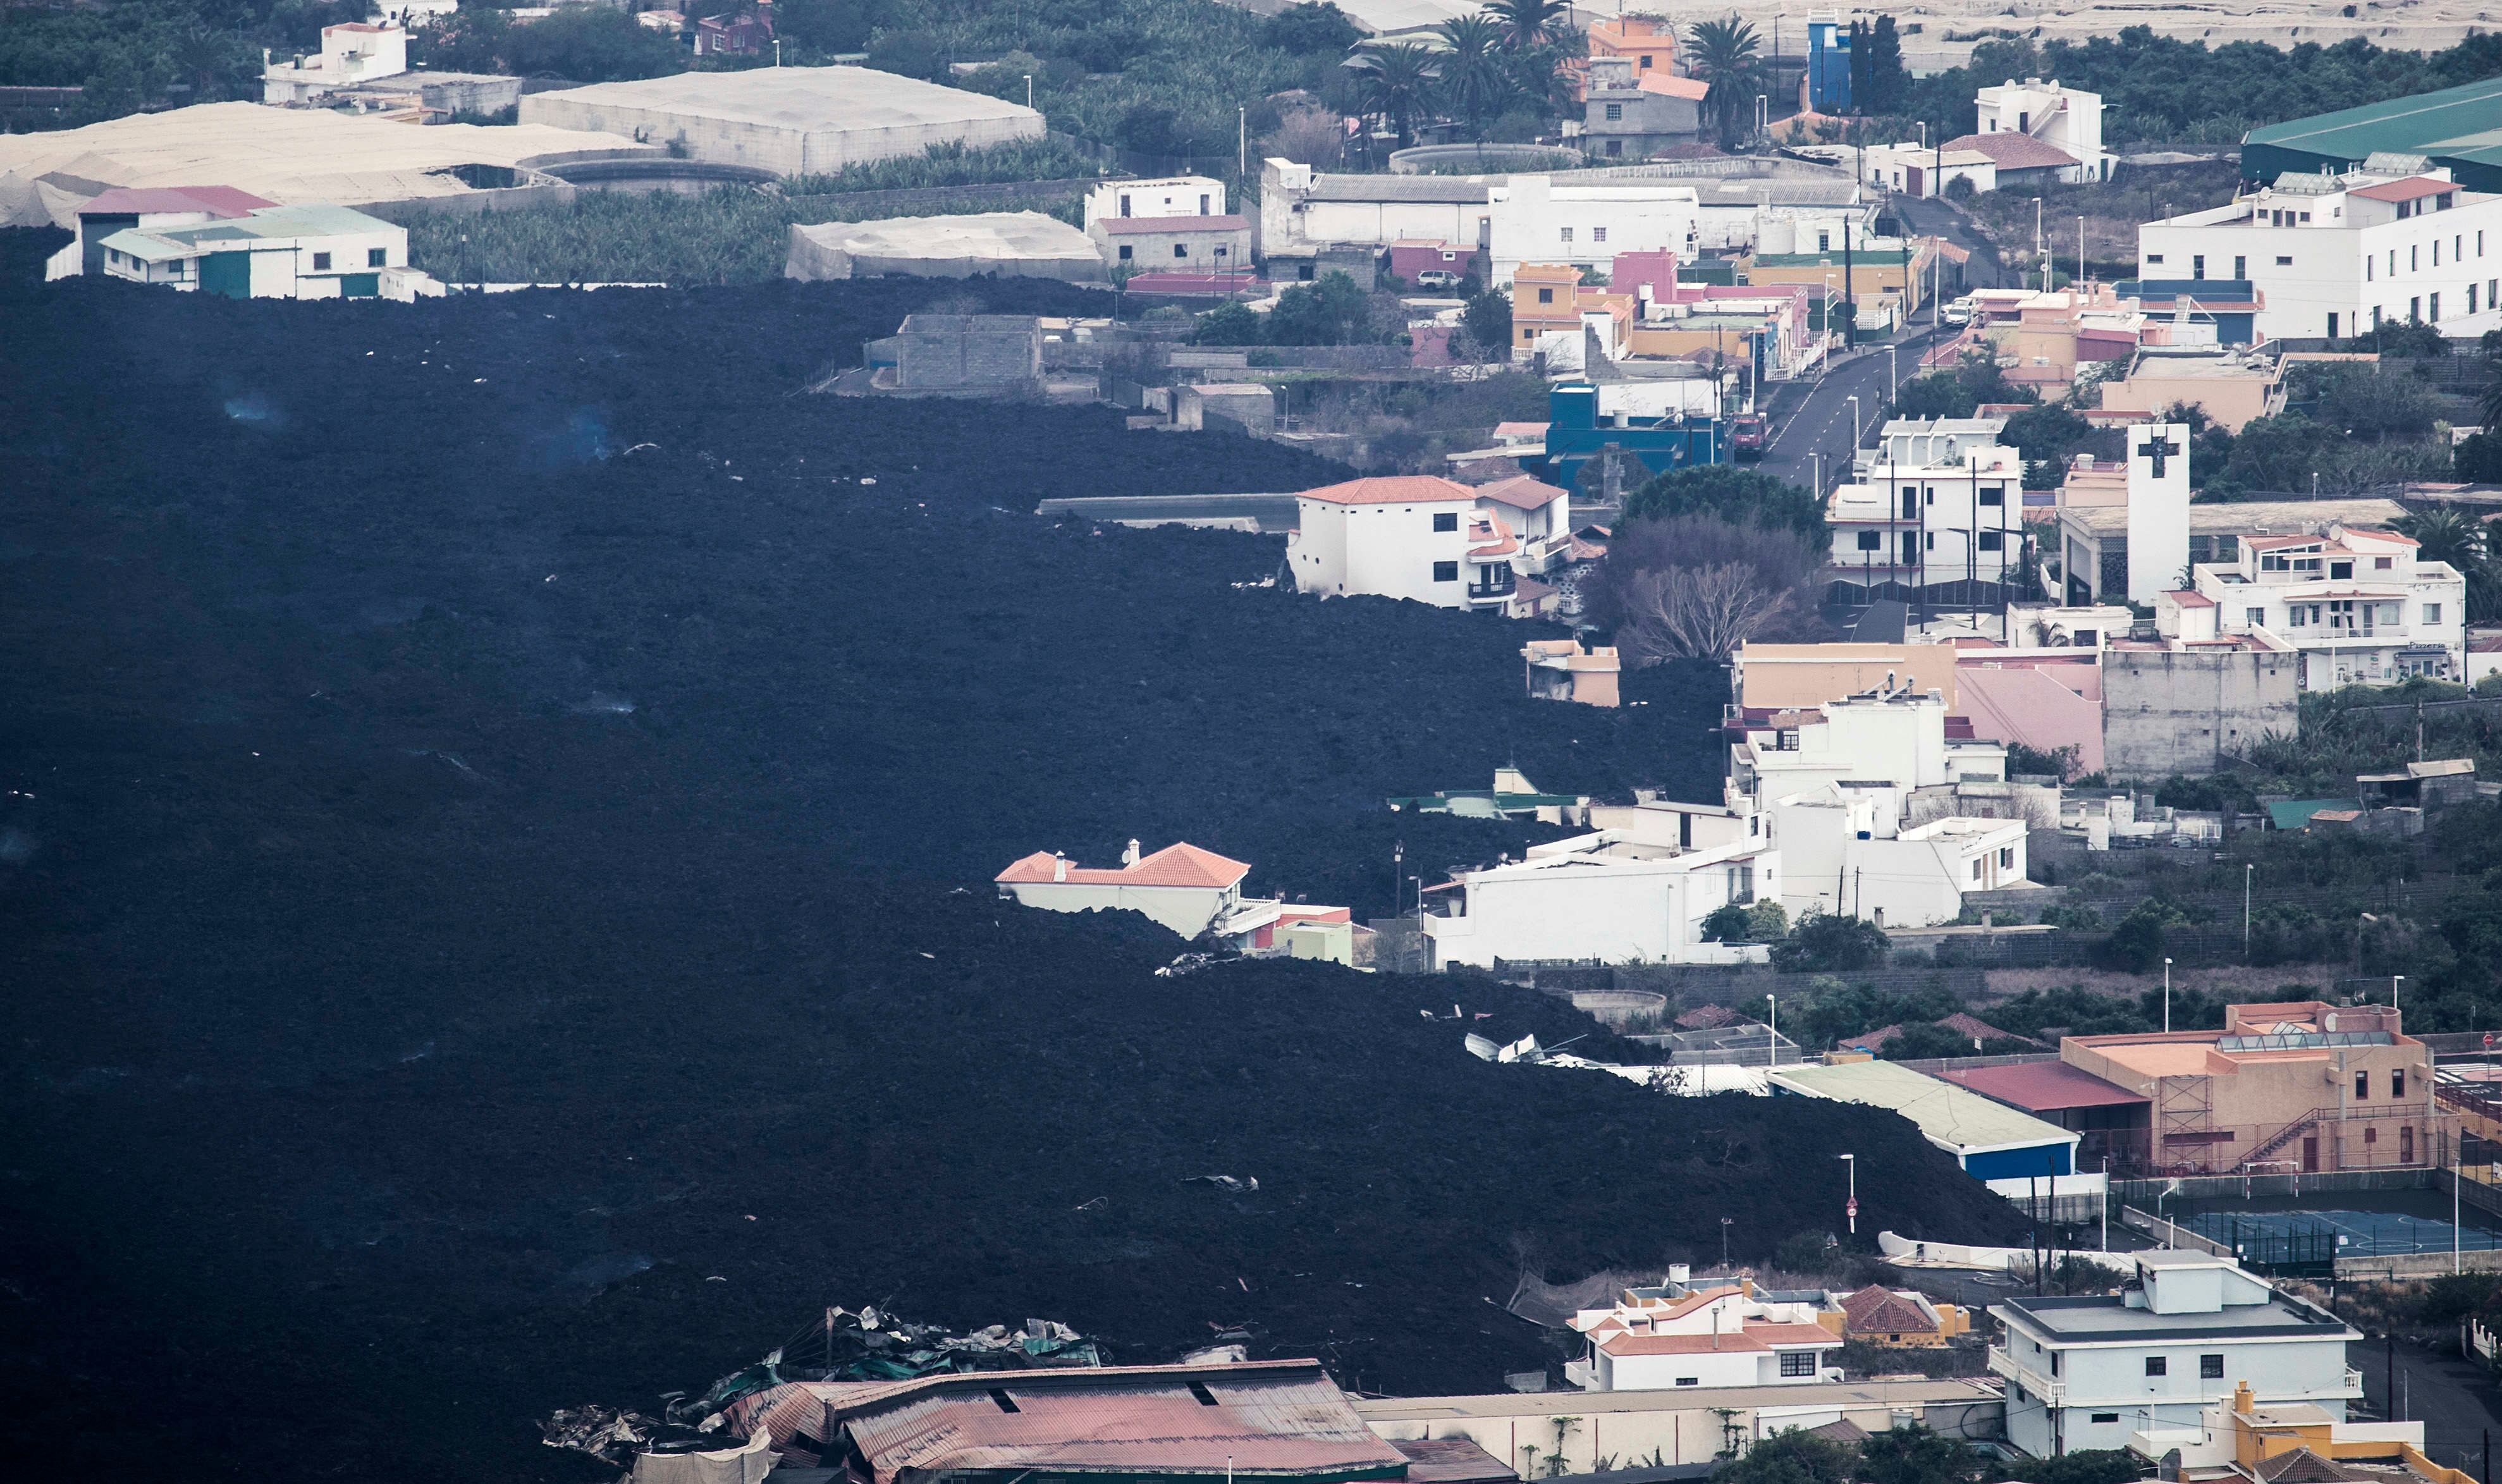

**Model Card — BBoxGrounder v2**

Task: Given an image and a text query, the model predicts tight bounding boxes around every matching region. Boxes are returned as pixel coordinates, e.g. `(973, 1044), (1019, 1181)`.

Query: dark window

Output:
(1779, 1351), (1817, 1377)
(2330, 561), (2353, 579)
(367, 247), (387, 267)
(1605, 140), (1623, 157)
(2393, 1069), (2406, 1098)
(1979, 531), (2005, 552)
(2091, 1414), (2120, 1425)
(1432, 561), (1458, 583)
(1173, 243), (1188, 259)
(312, 251), (331, 271)
(2233, 255), (2246, 279)
(2192, 255), (2205, 281)
(1979, 485), (2004, 506)
(1118, 245), (1133, 261)
(2146, 1356), (2168, 1377)
(1676, 1377), (1700, 1387)
(1605, 103), (1623, 121)
(1538, 288), (1555, 304)
(1432, 512), (1458, 532)
(2357, 1070), (2370, 1099)
(2201, 1354), (2224, 1380)
(1856, 531), (1882, 551)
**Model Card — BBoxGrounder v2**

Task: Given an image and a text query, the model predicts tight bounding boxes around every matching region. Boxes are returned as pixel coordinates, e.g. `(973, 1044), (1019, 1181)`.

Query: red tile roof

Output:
(1595, 1329), (1771, 1355)
(1944, 132), (2080, 171)
(1739, 1321), (1843, 1345)
(1638, 72), (1711, 101)
(997, 842), (1251, 889)
(1841, 1284), (1939, 1335)
(1473, 473), (1569, 511)
(1940, 1059), (2147, 1112)
(1097, 214), (1250, 235)
(2167, 589), (2217, 608)
(1296, 475), (1480, 505)
(2350, 177), (2452, 204)
(78, 186), (274, 218)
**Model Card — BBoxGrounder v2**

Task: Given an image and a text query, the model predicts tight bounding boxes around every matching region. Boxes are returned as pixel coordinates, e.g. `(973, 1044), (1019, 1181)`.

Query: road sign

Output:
(1846, 1198), (1859, 1218)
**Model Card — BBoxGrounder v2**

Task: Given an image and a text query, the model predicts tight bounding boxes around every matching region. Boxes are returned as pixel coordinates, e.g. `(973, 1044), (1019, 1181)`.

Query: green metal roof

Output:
(2264, 797), (2364, 830)
(2241, 76), (2502, 192)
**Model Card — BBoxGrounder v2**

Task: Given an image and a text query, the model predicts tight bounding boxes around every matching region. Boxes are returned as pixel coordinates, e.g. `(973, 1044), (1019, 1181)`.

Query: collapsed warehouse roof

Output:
(787, 212), (1108, 285)
(0, 101), (651, 217)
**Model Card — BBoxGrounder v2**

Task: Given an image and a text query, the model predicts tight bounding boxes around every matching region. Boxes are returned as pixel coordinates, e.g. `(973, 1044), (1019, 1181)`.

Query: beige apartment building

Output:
(2061, 1002), (2446, 1175)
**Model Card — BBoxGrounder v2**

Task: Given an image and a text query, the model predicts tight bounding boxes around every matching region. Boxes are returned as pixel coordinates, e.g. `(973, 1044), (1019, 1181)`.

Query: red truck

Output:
(1728, 412), (1768, 461)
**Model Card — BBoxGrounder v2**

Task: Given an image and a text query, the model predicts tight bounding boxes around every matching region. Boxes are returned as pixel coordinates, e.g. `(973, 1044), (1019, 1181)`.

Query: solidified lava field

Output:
(0, 230), (2028, 1483)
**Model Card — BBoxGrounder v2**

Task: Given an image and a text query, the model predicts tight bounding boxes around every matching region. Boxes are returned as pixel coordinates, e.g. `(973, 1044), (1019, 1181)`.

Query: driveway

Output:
(2352, 1333), (2502, 1475)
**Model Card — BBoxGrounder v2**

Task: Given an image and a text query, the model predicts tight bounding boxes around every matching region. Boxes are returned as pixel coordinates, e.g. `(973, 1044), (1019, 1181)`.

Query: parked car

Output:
(1414, 269), (1461, 290)
(1941, 295), (1976, 324)
(1729, 412), (1768, 460)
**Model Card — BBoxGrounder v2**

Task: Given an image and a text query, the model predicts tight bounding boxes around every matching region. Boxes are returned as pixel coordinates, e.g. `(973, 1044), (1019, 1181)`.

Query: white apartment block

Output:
(2139, 159), (2502, 341)
(2162, 522), (2465, 690)
(1287, 475), (1574, 610)
(89, 200), (430, 301)
(1420, 831), (1776, 971)
(1082, 175), (1226, 231)
(1990, 1251), (2360, 1459)
(1564, 1268), (1844, 1392)
(264, 23), (408, 104)
(1825, 441), (2027, 601)
(1729, 687), (2009, 803)
(1974, 77), (2111, 183)
(1770, 785), (2027, 928)
(1487, 175), (1699, 286)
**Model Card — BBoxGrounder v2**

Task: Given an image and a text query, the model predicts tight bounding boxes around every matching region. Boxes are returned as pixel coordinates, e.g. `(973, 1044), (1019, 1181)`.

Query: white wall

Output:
(1000, 880), (1232, 937)
(2123, 422), (2192, 602)
(1489, 175), (1699, 285)
(1599, 1345), (1796, 1392)
(2140, 190), (2502, 341)
(1425, 838), (1775, 969)
(1290, 497), (1476, 606)
(1084, 175), (1226, 230)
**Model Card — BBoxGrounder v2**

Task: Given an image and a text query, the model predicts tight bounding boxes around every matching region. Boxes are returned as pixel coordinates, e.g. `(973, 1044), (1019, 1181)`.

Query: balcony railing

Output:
(1986, 1347), (2063, 1404)
(1468, 578), (1516, 601)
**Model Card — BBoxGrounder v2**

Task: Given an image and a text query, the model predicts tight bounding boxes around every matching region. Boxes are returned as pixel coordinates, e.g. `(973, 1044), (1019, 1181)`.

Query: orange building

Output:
(1574, 15), (1678, 97)
(1508, 263), (1633, 352)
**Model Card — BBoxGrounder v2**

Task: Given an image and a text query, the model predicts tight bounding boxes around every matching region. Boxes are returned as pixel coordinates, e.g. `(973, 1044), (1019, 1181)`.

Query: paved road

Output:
(1894, 193), (2011, 291)
(2352, 1333), (2502, 1475)
(1753, 326), (1954, 496)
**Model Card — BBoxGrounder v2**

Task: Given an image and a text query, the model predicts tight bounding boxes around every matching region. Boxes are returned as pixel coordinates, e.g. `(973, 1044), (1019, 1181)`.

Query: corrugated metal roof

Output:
(1769, 1060), (2078, 1155)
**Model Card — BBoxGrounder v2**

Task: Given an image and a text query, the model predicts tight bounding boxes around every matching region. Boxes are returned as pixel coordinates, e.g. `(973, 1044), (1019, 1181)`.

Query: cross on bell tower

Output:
(2137, 433), (2183, 479)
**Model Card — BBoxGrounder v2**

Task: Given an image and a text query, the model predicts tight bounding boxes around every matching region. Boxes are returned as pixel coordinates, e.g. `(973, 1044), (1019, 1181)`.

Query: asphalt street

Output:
(1753, 326), (1951, 496)
(2353, 1333), (2502, 1476)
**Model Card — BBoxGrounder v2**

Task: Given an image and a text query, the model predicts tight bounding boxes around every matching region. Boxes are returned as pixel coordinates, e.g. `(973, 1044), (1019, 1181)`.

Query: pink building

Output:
(1953, 646), (2106, 775)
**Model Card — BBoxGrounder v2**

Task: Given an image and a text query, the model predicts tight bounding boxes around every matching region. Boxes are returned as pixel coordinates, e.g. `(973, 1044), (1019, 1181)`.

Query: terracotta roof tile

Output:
(997, 842), (1251, 888)
(1295, 475), (1480, 505)
(1944, 132), (2080, 171)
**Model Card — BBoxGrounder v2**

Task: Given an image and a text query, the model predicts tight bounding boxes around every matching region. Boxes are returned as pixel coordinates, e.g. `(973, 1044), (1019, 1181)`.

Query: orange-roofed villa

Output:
(996, 840), (1349, 955)
(1287, 475), (1578, 612)
(1563, 1263), (1845, 1392)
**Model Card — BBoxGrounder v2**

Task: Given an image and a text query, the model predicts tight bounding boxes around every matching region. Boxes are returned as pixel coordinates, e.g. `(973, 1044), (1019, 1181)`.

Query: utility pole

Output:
(1839, 1153), (1856, 1235)
(2164, 958), (2173, 1032)
(1841, 218), (1857, 349)
(2245, 864), (2254, 960)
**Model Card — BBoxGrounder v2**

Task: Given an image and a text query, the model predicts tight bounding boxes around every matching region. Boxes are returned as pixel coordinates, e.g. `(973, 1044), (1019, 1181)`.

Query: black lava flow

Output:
(0, 229), (2029, 1483)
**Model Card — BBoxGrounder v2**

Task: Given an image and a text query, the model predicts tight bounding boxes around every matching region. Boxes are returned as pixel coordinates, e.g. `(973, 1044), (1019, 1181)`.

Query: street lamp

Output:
(1885, 343), (1898, 405)
(1847, 393), (1861, 448)
(2393, 974), (2405, 1013)
(1024, 73), (1033, 110)
(773, 38), (783, 67)
(2163, 957), (2173, 1032)
(1720, 1216), (1735, 1272)
(2032, 196), (2044, 286)
(1838, 1153), (1857, 1236)
(2244, 863), (2254, 960)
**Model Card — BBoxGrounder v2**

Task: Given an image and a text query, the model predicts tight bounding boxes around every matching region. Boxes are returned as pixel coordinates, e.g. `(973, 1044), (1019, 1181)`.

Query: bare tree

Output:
(1585, 514), (1827, 664)
(1260, 105), (1346, 169)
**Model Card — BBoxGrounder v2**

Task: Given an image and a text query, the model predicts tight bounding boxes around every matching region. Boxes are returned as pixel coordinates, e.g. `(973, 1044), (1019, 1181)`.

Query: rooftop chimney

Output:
(1053, 853), (1068, 882)
(1122, 838), (1141, 867)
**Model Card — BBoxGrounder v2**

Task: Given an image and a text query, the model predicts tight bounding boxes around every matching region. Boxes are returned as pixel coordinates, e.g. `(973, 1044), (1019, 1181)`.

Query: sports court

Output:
(2185, 1206), (2502, 1265)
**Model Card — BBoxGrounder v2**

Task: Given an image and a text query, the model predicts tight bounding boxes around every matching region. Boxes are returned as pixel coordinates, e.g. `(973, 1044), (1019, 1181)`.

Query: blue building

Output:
(1538, 383), (1722, 492)
(2114, 279), (2264, 346)
(1806, 16), (1852, 114)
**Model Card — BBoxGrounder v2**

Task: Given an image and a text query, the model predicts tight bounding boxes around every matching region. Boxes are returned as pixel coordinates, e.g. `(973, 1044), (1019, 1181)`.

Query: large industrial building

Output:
(2241, 75), (2502, 193)
(786, 212), (1107, 285)
(520, 66), (1043, 178)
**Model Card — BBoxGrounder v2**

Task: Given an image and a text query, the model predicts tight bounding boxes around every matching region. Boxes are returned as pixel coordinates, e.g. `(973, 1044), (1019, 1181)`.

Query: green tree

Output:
(776, 0), (883, 53)
(1192, 301), (1264, 345)
(1264, 1), (1362, 54)
(1712, 1427), (1856, 1484)
(1861, 17), (1908, 114)
(1774, 1230), (1838, 1273)
(1488, 0), (1571, 50)
(866, 29), (947, 81)
(2028, 1451), (2145, 1484)
(1621, 465), (1824, 542)
(1700, 902), (1755, 942)
(1856, 1425), (1974, 1484)
(1357, 42), (1440, 147)
(1686, 16), (1766, 149)
(1437, 13), (1509, 131)
(1266, 271), (1378, 345)
(2457, 431), (2502, 485)
(1769, 914), (1889, 973)
(1461, 288), (1513, 358)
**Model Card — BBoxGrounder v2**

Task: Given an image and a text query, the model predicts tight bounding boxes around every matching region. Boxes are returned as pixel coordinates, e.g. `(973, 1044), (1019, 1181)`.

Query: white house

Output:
(1972, 77), (2110, 183)
(1825, 440), (2027, 605)
(1418, 831), (1777, 971)
(2161, 522), (2466, 689)
(84, 200), (436, 301)
(994, 839), (1280, 941)
(264, 23), (410, 104)
(1565, 1267), (1846, 1392)
(1858, 142), (1997, 200)
(1487, 175), (1700, 286)
(1768, 785), (2028, 928)
(1989, 1250), (2362, 1459)
(2138, 160), (2502, 341)
(1259, 157), (1495, 271)
(1083, 175), (1227, 232)
(1728, 687), (2008, 804)
(1287, 474), (1578, 609)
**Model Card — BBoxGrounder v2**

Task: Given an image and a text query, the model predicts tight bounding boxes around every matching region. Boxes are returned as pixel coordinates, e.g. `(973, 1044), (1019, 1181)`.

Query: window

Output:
(1979, 531), (2004, 551)
(2092, 1414), (2121, 1425)
(1818, 232), (1831, 252)
(1119, 193), (1132, 216)
(1560, 227), (1574, 242)
(1972, 859), (1983, 881)
(367, 247), (386, 267)
(2247, 608), (2263, 626)
(2357, 1070), (2370, 1099)
(1856, 530), (1882, 551)
(2367, 257), (2375, 281)
(1537, 287), (1555, 304)
(1925, 532), (1936, 550)
(1605, 103), (1623, 120)
(2329, 312), (2340, 338)
(1999, 846), (2015, 868)
(1639, 53), (1653, 66)
(1605, 140), (1623, 157)
(1779, 1352), (1817, 1378)
(2192, 254), (2205, 280)
(2366, 1125), (2379, 1144)
(2147, 1357), (2168, 1377)
(1432, 512), (1458, 532)
(2412, 296), (2422, 321)
(2202, 1354), (2225, 1380)
(1432, 561), (1458, 582)
(1118, 245), (1133, 261)
(2394, 1069), (2407, 1098)
(1198, 193), (1210, 214)
(311, 251), (331, 271)
(2276, 255), (2293, 266)
(2412, 245), (2420, 271)
(2331, 560), (2353, 579)
(1173, 243), (1188, 259)
(1979, 485), (2005, 506)
(2426, 603), (2444, 624)
(2289, 606), (2308, 627)
(2147, 254), (2164, 265)
(2233, 255), (2246, 279)
(2432, 291), (2441, 320)
(1676, 1377), (1700, 1387)
(1214, 247), (1228, 258)
(2435, 240), (2443, 266)
(1592, 227), (1607, 243)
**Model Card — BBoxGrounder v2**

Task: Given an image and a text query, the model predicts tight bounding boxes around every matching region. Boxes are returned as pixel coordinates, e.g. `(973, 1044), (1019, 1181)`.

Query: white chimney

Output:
(1667, 1263), (1691, 1284)
(1053, 853), (1068, 882)
(1122, 838), (1141, 867)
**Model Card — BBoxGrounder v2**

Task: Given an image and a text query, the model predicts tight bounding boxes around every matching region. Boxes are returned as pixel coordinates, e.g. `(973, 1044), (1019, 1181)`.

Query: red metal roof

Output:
(2167, 589), (2217, 608)
(1941, 1059), (2147, 1112)
(1098, 214), (1251, 235)
(78, 186), (274, 219)
(1471, 473), (1569, 512)
(2350, 177), (2452, 204)
(998, 842), (1250, 888)
(806, 1361), (1409, 1484)
(1296, 475), (1479, 506)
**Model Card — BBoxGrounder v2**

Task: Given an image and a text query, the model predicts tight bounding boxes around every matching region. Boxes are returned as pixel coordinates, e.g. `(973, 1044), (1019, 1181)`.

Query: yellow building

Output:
(2151, 1380), (2476, 1484)
(1734, 642), (1963, 713)
(1743, 238), (1937, 316)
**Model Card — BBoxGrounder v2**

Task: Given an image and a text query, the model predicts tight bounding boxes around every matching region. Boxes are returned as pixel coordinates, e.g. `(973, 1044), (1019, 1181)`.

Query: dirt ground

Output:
(1962, 162), (2243, 282)
(0, 228), (2032, 1483)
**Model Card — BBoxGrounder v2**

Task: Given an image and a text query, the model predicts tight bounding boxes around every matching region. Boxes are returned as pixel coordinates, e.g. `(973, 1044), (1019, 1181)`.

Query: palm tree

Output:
(1685, 15), (1766, 148)
(1358, 44), (1441, 149)
(2397, 507), (2481, 571)
(1485, 0), (1570, 51)
(1437, 13), (1508, 131)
